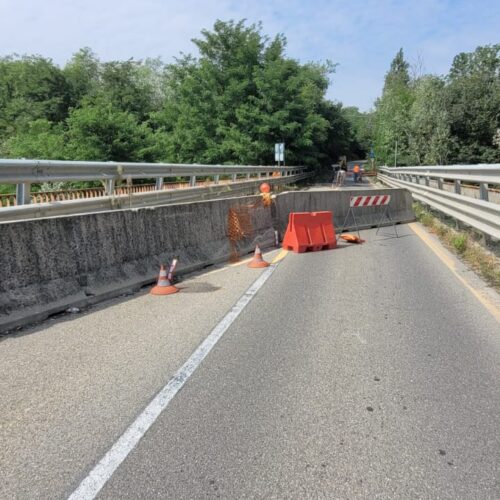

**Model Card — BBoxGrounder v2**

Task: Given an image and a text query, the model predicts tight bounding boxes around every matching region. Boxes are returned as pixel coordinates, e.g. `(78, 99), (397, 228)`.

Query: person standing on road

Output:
(331, 164), (340, 188)
(337, 157), (347, 187)
(353, 164), (360, 183)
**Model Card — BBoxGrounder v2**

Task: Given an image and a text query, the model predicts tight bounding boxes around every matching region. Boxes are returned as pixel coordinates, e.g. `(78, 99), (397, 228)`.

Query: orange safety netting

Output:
(227, 193), (273, 262)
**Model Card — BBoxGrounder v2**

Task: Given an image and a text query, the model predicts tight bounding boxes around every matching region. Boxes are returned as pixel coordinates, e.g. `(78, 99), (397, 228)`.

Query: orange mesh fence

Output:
(227, 193), (274, 262)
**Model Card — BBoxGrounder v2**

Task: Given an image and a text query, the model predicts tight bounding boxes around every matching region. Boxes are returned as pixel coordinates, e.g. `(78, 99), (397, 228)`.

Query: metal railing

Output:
(378, 164), (500, 239)
(0, 179), (240, 207)
(0, 159), (305, 193)
(0, 159), (311, 221)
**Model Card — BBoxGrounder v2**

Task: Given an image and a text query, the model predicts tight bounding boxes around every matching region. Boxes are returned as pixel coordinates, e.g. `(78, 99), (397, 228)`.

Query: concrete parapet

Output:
(0, 188), (414, 332)
(274, 188), (415, 233)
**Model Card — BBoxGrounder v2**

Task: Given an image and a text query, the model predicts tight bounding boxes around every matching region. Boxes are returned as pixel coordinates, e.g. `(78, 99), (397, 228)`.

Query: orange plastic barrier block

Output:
(282, 211), (337, 253)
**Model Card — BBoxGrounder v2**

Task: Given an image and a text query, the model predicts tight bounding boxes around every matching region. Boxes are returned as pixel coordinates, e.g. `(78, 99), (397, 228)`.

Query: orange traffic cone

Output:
(150, 264), (179, 295)
(340, 233), (365, 244)
(248, 245), (270, 268)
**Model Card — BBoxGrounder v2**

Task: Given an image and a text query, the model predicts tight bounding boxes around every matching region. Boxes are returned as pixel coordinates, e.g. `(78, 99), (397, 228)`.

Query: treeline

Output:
(371, 45), (500, 165)
(2, 20), (497, 181)
(0, 20), (365, 173)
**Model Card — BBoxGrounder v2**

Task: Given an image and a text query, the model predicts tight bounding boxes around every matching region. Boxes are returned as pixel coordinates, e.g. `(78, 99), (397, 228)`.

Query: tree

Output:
(153, 20), (339, 168)
(446, 44), (500, 163)
(374, 48), (414, 165)
(63, 48), (100, 107)
(407, 76), (451, 165)
(0, 55), (71, 140)
(342, 106), (373, 158)
(98, 60), (158, 121)
(65, 99), (155, 161)
(0, 119), (66, 159)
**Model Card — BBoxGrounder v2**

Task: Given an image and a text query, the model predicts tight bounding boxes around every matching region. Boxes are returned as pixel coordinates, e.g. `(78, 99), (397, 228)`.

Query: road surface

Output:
(1, 224), (499, 499)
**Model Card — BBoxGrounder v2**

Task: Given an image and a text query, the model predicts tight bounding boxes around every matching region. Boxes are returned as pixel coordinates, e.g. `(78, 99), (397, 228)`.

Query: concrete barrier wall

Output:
(274, 188), (415, 233)
(0, 188), (414, 332)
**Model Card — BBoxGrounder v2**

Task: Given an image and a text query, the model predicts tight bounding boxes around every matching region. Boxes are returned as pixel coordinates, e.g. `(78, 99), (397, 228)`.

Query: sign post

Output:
(369, 147), (375, 173)
(274, 143), (285, 170)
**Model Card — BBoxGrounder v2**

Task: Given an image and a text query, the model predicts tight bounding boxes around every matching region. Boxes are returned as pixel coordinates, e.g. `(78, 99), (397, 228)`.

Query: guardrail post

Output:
(214, 175), (220, 184)
(479, 183), (489, 201)
(190, 175), (196, 187)
(425, 176), (430, 186)
(231, 173), (237, 182)
(437, 178), (443, 190)
(104, 179), (115, 195)
(155, 177), (164, 190)
(16, 182), (31, 205)
(246, 173), (251, 180)
(454, 180), (461, 194)
(415, 176), (420, 185)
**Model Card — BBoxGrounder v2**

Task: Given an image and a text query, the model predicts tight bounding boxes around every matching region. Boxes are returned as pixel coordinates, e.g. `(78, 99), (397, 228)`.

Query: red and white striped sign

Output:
(350, 195), (391, 207)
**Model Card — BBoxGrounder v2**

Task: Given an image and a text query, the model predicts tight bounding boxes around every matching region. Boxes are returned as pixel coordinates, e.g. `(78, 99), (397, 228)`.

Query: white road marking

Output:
(68, 264), (280, 500)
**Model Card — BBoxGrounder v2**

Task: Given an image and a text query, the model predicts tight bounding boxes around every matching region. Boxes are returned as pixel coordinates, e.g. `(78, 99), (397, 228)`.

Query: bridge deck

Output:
(1, 225), (499, 499)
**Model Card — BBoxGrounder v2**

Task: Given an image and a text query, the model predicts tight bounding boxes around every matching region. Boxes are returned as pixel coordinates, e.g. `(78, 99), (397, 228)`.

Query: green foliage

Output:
(414, 202), (500, 291)
(0, 184), (15, 194)
(0, 55), (71, 138)
(341, 106), (374, 158)
(0, 119), (66, 159)
(452, 234), (468, 254)
(373, 44), (500, 165)
(97, 60), (158, 120)
(63, 48), (100, 106)
(408, 76), (451, 165)
(65, 99), (155, 161)
(0, 26), (497, 170)
(152, 20), (350, 168)
(162, 21), (364, 167)
(374, 48), (414, 165)
(446, 44), (500, 163)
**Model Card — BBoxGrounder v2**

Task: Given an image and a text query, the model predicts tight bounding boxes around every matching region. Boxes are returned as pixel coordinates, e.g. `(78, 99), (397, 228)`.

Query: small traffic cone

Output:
(340, 233), (365, 244)
(248, 245), (270, 268)
(150, 264), (179, 295)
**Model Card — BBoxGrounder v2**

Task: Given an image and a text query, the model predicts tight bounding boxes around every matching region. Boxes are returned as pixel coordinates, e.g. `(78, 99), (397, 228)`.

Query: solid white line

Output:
(68, 264), (279, 500)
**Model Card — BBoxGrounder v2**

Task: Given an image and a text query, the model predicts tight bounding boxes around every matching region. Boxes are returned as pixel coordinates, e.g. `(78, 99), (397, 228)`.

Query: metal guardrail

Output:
(0, 158), (309, 207)
(0, 161), (311, 222)
(378, 165), (500, 239)
(0, 179), (242, 207)
(0, 158), (304, 185)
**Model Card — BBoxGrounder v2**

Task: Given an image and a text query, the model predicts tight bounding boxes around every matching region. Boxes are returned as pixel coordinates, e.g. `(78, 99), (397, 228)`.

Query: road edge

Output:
(409, 222), (500, 323)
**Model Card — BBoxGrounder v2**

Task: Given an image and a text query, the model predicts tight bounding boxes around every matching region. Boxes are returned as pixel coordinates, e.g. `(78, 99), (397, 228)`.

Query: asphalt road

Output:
(0, 252), (281, 500)
(2, 225), (500, 499)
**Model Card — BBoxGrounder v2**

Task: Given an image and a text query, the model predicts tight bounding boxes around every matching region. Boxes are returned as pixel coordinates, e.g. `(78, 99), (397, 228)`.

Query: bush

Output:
(414, 202), (499, 292)
(420, 212), (435, 228)
(436, 225), (449, 238)
(452, 234), (468, 254)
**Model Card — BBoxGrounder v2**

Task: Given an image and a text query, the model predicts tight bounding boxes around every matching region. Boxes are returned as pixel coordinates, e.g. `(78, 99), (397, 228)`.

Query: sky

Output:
(0, 0), (499, 111)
